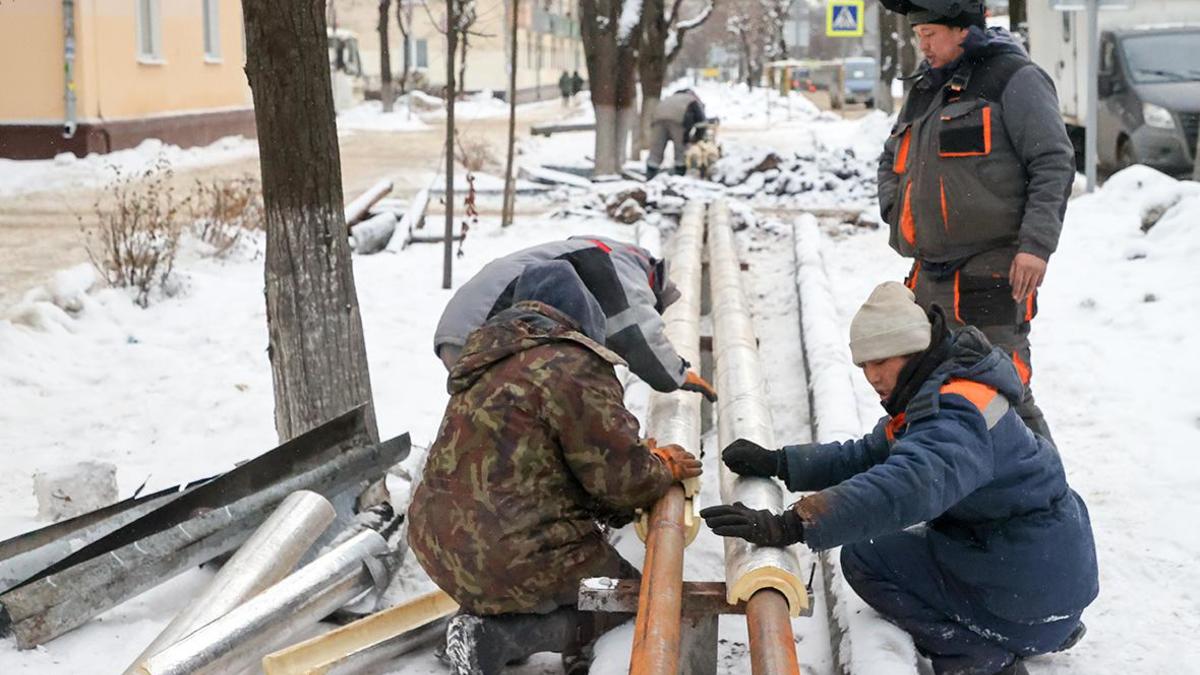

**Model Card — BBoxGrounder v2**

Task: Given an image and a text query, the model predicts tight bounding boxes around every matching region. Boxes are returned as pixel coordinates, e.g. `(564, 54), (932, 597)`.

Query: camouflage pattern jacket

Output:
(408, 301), (673, 615)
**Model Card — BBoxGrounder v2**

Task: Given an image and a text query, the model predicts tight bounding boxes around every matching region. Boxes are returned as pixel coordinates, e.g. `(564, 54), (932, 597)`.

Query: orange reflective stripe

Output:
(589, 239), (612, 253)
(900, 183), (916, 245)
(893, 128), (911, 174)
(940, 378), (998, 412)
(1012, 350), (1032, 385)
(885, 412), (907, 442)
(939, 177), (949, 231)
(905, 261), (921, 290)
(1024, 292), (1035, 322)
(953, 270), (963, 323)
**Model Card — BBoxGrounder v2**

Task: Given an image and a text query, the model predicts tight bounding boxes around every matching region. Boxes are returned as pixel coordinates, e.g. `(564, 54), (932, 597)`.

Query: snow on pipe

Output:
(793, 216), (920, 675)
(344, 179), (394, 226)
(261, 589), (457, 674)
(707, 199), (808, 617)
(123, 491), (337, 675)
(136, 529), (390, 675)
(628, 200), (705, 675)
(0, 435), (408, 649)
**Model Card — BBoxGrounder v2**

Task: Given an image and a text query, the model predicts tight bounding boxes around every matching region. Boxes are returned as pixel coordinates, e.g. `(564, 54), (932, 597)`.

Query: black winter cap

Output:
(878, 0), (987, 29)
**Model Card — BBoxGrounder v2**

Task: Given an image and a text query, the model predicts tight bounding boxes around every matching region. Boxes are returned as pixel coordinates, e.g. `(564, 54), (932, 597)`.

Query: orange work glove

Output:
(648, 441), (704, 482)
(679, 370), (718, 402)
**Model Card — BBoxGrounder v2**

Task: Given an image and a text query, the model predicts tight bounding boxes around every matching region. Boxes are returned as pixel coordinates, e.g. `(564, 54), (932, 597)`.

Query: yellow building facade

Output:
(0, 0), (253, 159)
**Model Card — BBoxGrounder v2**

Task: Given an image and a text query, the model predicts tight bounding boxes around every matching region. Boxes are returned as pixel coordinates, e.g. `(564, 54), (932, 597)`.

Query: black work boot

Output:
(994, 659), (1029, 675)
(445, 614), (487, 675)
(1055, 622), (1087, 653)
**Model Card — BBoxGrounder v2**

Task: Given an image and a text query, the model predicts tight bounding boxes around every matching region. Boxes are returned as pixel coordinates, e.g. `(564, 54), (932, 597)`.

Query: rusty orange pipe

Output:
(746, 588), (801, 675)
(629, 484), (687, 675)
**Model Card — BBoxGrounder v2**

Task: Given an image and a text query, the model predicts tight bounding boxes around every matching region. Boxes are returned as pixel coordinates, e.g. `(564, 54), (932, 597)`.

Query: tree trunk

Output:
(637, 0), (667, 155)
(444, 0), (458, 289)
(581, 0), (642, 176)
(242, 0), (378, 443)
(501, 0), (519, 227)
(397, 2), (412, 94)
(877, 10), (897, 114)
(379, 0), (394, 112)
(458, 31), (469, 95)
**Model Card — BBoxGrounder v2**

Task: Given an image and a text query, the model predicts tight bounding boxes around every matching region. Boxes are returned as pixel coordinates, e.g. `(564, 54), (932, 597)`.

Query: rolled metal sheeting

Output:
(707, 199), (808, 616)
(124, 490), (337, 674)
(137, 529), (389, 675)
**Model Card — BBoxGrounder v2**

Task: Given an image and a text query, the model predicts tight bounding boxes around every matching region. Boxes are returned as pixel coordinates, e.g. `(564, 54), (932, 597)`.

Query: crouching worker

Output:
(700, 282), (1097, 675)
(409, 260), (702, 675)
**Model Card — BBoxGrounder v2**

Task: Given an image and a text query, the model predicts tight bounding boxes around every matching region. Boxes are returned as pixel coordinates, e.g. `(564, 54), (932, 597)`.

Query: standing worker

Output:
(433, 236), (718, 401)
(876, 0), (1075, 440)
(646, 88), (706, 178)
(571, 70), (585, 103)
(701, 282), (1097, 675)
(558, 70), (572, 107)
(410, 261), (702, 674)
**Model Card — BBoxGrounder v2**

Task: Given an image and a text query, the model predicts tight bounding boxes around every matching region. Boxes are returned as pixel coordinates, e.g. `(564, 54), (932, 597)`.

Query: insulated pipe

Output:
(344, 179), (394, 226)
(708, 199), (805, 673)
(137, 529), (389, 675)
(124, 491), (337, 674)
(629, 200), (705, 675)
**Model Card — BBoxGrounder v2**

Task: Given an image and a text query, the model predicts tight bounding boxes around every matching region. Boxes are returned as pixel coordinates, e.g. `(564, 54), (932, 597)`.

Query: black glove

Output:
(721, 438), (784, 479)
(699, 502), (805, 547)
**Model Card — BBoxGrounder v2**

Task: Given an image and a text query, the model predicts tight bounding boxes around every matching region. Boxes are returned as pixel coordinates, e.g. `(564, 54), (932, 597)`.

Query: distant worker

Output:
(646, 88), (706, 178)
(410, 261), (703, 674)
(571, 70), (585, 102)
(876, 0), (1076, 441)
(702, 282), (1097, 675)
(558, 70), (572, 107)
(433, 236), (718, 400)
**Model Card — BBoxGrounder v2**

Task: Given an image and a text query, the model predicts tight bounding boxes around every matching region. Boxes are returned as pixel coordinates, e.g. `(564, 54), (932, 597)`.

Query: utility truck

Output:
(1026, 0), (1200, 174)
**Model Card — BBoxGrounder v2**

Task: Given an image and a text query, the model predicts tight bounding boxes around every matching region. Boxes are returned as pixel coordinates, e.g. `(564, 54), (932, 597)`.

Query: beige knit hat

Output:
(849, 282), (932, 366)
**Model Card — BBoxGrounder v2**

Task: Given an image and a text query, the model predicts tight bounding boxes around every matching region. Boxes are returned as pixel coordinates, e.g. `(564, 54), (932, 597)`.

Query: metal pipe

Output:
(62, 0), (77, 139)
(629, 200), (705, 675)
(746, 589), (800, 675)
(708, 199), (804, 674)
(0, 432), (407, 649)
(344, 179), (394, 226)
(137, 529), (389, 675)
(124, 491), (337, 674)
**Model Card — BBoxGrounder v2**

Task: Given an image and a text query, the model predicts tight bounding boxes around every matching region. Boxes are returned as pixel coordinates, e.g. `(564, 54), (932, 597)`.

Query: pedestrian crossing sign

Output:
(826, 0), (864, 37)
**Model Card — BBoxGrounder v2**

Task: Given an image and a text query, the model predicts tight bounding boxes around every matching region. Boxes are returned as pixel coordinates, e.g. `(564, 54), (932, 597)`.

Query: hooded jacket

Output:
(782, 327), (1099, 624)
(433, 236), (688, 392)
(878, 27), (1075, 264)
(409, 298), (673, 615)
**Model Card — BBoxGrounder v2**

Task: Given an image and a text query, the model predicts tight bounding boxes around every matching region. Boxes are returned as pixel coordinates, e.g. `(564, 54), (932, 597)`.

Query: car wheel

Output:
(1117, 138), (1138, 170)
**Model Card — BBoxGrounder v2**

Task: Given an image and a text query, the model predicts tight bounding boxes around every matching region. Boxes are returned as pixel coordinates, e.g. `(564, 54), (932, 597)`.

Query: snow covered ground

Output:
(2, 78), (1198, 674)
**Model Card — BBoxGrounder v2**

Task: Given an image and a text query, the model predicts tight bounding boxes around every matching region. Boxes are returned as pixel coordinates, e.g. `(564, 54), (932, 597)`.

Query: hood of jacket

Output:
(923, 26), (1028, 87)
(447, 301), (621, 394)
(904, 325), (1026, 420)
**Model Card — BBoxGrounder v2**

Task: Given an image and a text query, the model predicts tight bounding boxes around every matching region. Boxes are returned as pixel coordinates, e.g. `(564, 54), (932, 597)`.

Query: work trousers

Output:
(906, 247), (1053, 442)
(841, 529), (1081, 675)
(447, 557), (638, 675)
(647, 120), (687, 173)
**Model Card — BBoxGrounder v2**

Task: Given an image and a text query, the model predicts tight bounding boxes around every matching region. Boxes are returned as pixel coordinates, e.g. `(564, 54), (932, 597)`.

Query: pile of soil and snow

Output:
(709, 145), (877, 205)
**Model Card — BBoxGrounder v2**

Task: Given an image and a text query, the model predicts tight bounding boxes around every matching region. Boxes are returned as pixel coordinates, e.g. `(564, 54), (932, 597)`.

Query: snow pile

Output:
(687, 80), (824, 126)
(408, 89), (513, 119)
(337, 100), (430, 132)
(711, 145), (876, 206)
(0, 136), (258, 198)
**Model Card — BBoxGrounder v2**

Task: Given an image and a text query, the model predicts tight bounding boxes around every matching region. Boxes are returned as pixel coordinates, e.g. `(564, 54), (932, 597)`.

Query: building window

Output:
(415, 39), (428, 68)
(136, 0), (163, 61)
(203, 0), (221, 60)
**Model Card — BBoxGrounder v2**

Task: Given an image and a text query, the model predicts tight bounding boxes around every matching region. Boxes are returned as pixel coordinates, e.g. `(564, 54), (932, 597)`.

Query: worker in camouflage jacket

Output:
(433, 235), (717, 401)
(410, 260), (702, 675)
(702, 282), (1097, 675)
(876, 0), (1075, 441)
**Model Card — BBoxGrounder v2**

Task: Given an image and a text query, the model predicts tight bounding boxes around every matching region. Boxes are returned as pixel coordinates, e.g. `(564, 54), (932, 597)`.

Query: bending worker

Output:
(701, 282), (1097, 675)
(433, 235), (717, 400)
(646, 88), (706, 178)
(410, 261), (702, 674)
(877, 0), (1075, 440)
